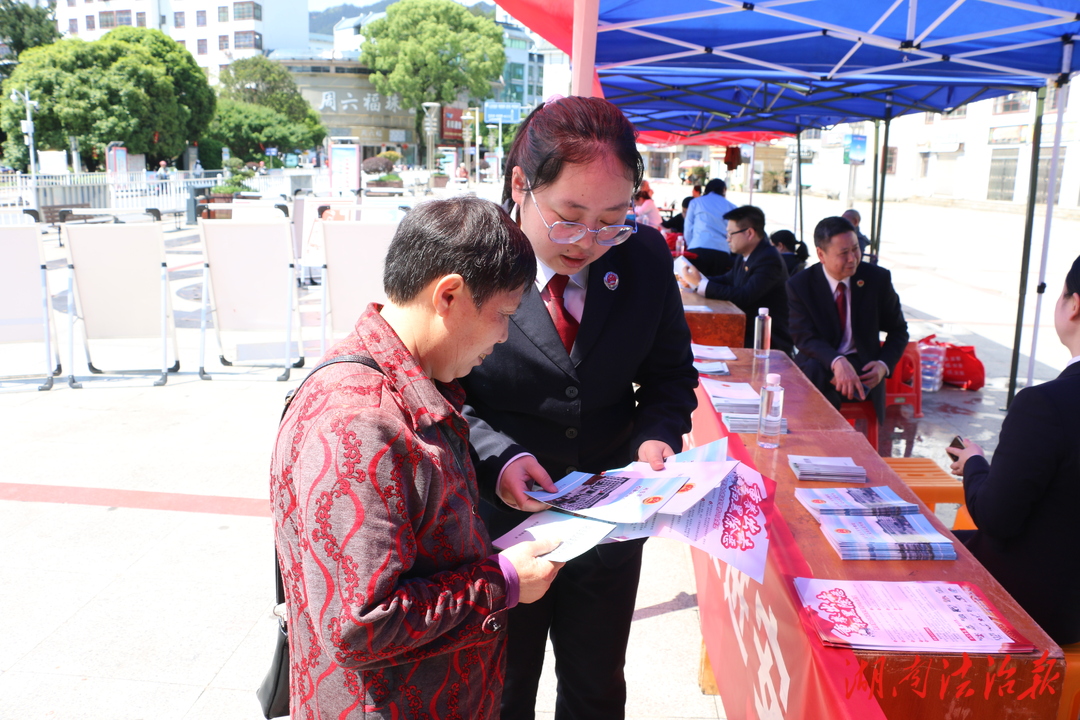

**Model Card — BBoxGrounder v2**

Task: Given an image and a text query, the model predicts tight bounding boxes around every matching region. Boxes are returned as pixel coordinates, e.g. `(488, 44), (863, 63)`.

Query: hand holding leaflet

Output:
(523, 463), (688, 524)
(492, 510), (614, 563)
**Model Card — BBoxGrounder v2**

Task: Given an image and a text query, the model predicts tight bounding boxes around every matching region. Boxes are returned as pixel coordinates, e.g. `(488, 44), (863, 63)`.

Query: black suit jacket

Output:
(963, 362), (1080, 644)
(461, 226), (698, 560)
(703, 239), (793, 355)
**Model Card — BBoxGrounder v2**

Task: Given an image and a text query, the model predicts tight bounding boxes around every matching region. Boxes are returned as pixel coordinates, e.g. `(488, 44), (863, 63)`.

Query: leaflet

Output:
(691, 343), (737, 360)
(490, 509), (615, 563)
(656, 460), (740, 516)
(794, 486), (918, 518)
(794, 578), (1035, 654)
(607, 462), (773, 583)
(669, 437), (729, 463)
(693, 360), (730, 375)
(523, 463), (688, 524)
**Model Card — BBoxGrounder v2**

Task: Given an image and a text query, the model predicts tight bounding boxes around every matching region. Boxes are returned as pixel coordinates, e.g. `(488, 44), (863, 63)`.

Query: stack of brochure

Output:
(818, 513), (958, 560)
(700, 378), (761, 414)
(690, 343), (737, 360)
(795, 486), (918, 518)
(788, 455), (867, 483)
(693, 360), (730, 375)
(794, 578), (1035, 654)
(721, 413), (788, 434)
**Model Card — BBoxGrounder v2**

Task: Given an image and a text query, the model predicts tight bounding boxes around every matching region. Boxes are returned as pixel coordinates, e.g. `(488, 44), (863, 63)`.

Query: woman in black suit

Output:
(950, 254), (1080, 645)
(461, 96), (697, 719)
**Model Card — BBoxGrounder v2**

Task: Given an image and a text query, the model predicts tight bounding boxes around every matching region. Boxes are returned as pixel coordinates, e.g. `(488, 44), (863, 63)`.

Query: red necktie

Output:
(835, 282), (848, 332)
(543, 274), (579, 354)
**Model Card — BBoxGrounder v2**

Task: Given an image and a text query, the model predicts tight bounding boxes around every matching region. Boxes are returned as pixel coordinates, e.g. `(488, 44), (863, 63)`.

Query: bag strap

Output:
(274, 353), (383, 607)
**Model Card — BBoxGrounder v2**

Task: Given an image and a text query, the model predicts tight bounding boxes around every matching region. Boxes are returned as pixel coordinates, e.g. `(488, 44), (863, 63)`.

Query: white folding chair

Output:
(0, 226), (60, 390)
(320, 222), (397, 356)
(199, 219), (303, 381)
(63, 223), (179, 388)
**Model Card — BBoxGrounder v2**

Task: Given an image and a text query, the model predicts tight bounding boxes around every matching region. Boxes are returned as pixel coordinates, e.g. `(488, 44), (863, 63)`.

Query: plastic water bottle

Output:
(674, 235), (686, 255)
(757, 373), (784, 449)
(753, 307), (771, 358)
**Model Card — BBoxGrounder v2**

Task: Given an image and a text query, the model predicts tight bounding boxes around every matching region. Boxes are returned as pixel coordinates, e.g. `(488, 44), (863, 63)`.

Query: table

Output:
(681, 289), (745, 348)
(690, 348), (1064, 719)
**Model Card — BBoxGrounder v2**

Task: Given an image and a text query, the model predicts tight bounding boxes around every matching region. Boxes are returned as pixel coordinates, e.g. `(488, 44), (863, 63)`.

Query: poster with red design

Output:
(794, 578), (1035, 654)
(607, 462), (774, 583)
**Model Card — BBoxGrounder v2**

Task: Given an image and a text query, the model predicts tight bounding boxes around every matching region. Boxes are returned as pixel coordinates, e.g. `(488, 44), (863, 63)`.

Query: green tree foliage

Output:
(1, 30), (213, 170)
(360, 0), (505, 108)
(218, 55), (312, 123)
(105, 27), (216, 147)
(202, 98), (312, 162)
(0, 0), (60, 78)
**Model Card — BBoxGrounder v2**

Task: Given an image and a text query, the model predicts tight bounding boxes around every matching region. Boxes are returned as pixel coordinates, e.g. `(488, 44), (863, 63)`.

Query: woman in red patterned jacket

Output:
(270, 196), (563, 719)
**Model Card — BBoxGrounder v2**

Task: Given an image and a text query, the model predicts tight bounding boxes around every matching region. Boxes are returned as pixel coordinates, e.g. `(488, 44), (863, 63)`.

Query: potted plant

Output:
(362, 156), (394, 187)
(431, 172), (449, 188)
(203, 157), (257, 218)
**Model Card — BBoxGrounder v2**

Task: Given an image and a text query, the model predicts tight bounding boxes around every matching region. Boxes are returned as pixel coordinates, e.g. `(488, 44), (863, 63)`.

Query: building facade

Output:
(54, 0), (308, 81)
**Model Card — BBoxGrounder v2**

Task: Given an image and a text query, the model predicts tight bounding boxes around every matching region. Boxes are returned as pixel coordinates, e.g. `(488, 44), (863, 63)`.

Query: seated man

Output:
(787, 215), (908, 421)
(842, 208), (871, 257)
(269, 196), (562, 719)
(661, 195), (692, 235)
(949, 254), (1080, 646)
(676, 204), (793, 356)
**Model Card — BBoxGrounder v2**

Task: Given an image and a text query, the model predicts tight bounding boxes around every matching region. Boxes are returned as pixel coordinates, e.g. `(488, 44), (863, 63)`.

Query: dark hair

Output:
(703, 178), (726, 196)
(842, 208), (861, 225)
(1067, 254), (1080, 296)
(384, 196), (536, 308)
(771, 229), (809, 261)
(723, 205), (765, 238)
(813, 216), (857, 250)
(634, 190), (651, 202)
(681, 196), (692, 209)
(501, 96), (644, 204)
(693, 184), (702, 195)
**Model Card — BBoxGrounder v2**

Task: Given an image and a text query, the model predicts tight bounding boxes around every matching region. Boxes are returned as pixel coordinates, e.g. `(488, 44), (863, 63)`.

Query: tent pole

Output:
(796, 130), (804, 241)
(571, 0), (600, 97)
(747, 142), (756, 204)
(871, 120), (880, 251)
(1007, 85), (1047, 407)
(874, 114), (891, 259)
(1026, 50), (1072, 387)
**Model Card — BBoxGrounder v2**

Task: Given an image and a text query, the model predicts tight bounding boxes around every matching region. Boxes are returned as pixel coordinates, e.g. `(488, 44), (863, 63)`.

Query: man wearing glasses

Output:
(676, 205), (794, 356)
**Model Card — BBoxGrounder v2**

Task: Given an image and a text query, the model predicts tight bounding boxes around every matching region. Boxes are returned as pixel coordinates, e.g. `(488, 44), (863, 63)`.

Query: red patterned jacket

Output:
(270, 305), (510, 719)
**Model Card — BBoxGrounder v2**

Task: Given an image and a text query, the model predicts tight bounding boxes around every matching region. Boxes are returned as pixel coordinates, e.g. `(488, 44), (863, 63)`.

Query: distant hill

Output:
(310, 1), (496, 35)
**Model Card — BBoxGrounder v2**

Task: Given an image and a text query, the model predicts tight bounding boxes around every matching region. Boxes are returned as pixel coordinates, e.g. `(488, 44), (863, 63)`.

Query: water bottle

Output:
(753, 307), (771, 358)
(757, 373), (784, 449)
(674, 235), (686, 255)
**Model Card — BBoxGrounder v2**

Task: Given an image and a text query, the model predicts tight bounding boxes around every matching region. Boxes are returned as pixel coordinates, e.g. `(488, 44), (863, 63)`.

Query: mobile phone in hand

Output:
(946, 435), (965, 461)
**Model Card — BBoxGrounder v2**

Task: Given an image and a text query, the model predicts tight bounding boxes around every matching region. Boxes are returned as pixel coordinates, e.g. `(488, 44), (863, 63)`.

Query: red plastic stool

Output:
(840, 400), (879, 449)
(885, 342), (923, 418)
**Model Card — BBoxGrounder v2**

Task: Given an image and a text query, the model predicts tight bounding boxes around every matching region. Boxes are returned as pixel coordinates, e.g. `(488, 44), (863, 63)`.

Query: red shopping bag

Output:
(920, 335), (985, 391)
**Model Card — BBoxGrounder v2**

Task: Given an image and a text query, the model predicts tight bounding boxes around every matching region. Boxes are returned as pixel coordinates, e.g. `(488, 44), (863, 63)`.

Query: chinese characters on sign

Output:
(319, 90), (403, 114)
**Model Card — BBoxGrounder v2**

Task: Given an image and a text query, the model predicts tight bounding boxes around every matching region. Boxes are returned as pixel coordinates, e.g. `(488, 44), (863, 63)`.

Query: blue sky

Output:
(308, 0), (486, 11)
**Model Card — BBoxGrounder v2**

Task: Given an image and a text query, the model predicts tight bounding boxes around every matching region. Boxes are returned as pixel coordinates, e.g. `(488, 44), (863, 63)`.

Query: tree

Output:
(202, 98), (313, 163)
(104, 27), (216, 152)
(1, 31), (213, 170)
(0, 0), (60, 78)
(218, 55), (312, 124)
(360, 0), (505, 109)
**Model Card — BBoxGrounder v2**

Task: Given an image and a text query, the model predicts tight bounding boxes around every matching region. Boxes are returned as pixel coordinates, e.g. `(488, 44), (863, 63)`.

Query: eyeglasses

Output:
(729, 227), (751, 238)
(526, 185), (636, 246)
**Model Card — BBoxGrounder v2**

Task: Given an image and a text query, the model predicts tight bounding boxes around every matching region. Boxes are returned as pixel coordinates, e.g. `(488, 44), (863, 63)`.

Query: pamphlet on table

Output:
(788, 455), (868, 483)
(794, 486), (918, 518)
(691, 343), (737, 360)
(700, 377), (762, 414)
(794, 578), (1035, 654)
(693, 360), (730, 375)
(817, 513), (958, 560)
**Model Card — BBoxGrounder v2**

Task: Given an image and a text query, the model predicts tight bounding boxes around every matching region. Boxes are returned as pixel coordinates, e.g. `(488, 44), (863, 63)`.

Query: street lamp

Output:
(421, 101), (440, 182)
(10, 88), (39, 178)
(462, 109), (476, 187)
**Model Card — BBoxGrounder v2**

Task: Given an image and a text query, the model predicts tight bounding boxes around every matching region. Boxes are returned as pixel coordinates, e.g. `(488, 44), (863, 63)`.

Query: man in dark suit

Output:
(787, 215), (908, 421)
(948, 255), (1080, 645)
(461, 189), (698, 720)
(676, 204), (793, 356)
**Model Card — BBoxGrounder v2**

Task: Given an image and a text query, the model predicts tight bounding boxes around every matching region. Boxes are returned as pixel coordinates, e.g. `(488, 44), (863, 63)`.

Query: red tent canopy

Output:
(636, 130), (789, 146)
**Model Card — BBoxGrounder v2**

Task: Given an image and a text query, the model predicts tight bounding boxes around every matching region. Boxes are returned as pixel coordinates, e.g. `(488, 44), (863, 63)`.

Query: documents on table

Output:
(691, 343), (737, 360)
(701, 377), (761, 414)
(788, 455), (868, 483)
(721, 413), (789, 434)
(794, 486), (918, 518)
(817, 513), (958, 560)
(494, 452), (774, 583)
(794, 578), (1035, 654)
(693, 360), (730, 375)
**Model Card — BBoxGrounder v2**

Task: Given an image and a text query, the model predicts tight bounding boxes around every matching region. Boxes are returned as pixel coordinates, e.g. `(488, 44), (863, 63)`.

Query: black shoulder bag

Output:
(257, 354), (381, 719)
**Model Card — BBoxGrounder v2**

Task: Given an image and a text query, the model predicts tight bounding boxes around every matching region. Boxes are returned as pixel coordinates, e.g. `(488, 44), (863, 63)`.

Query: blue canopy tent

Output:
(496, 0), (1080, 401)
